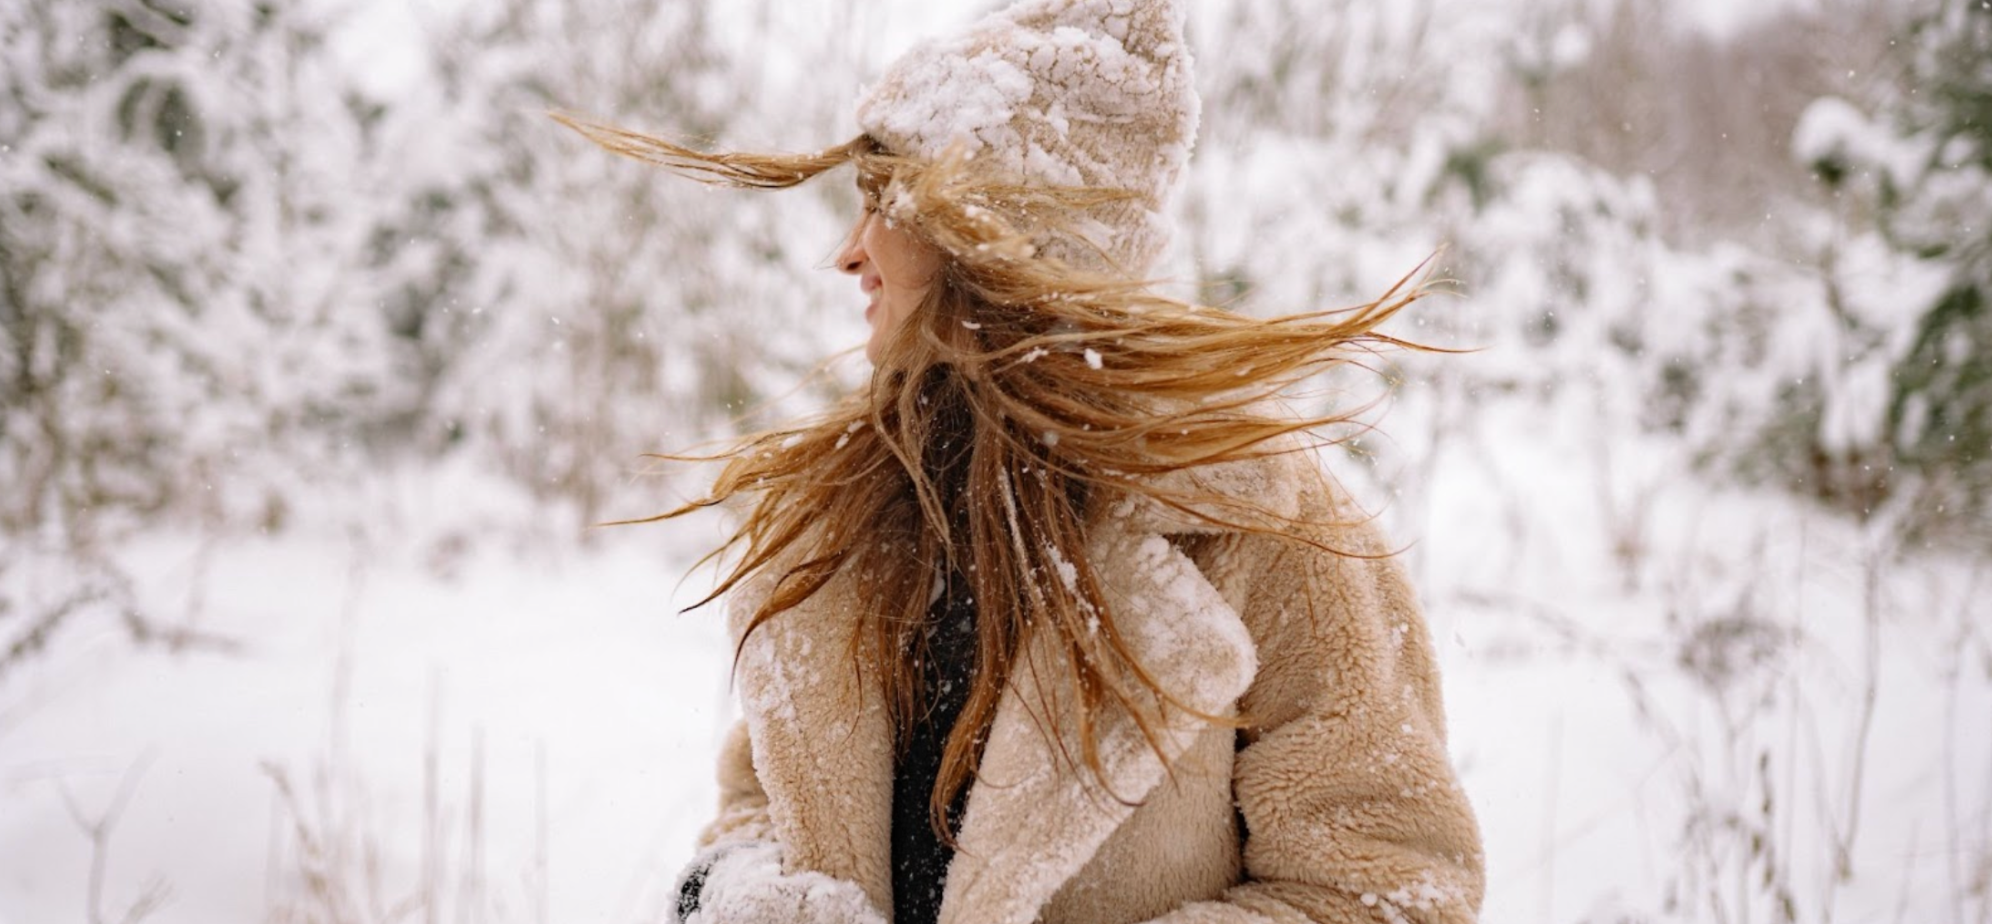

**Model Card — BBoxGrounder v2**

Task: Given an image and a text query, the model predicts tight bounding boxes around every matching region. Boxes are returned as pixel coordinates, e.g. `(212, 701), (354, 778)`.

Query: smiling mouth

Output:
(860, 277), (881, 318)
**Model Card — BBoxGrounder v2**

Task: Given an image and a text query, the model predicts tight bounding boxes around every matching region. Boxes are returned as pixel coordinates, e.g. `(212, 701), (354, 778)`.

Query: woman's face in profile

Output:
(836, 190), (941, 364)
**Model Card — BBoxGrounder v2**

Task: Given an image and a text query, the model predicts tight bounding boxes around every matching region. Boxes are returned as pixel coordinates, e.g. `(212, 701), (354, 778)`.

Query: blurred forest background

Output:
(2, 1), (1988, 923)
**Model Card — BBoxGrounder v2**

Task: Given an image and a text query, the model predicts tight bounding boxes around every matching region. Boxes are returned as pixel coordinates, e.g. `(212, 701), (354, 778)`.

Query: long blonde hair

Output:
(556, 114), (1433, 839)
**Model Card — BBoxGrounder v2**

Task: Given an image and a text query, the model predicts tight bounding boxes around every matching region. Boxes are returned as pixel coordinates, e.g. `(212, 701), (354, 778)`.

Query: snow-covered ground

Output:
(0, 489), (737, 924)
(3, 387), (1984, 924)
(1411, 396), (1991, 924)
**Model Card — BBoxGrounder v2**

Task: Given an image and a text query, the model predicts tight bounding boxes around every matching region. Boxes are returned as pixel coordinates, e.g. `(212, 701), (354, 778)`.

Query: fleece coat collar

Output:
(725, 462), (1283, 924)
(711, 450), (1487, 924)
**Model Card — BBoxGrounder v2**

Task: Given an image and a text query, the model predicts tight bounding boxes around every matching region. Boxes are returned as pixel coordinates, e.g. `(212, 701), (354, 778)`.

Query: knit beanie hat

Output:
(854, 0), (1199, 277)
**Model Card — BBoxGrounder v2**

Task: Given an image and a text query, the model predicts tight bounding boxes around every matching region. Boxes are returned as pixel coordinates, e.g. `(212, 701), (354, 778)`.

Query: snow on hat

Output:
(854, 0), (1199, 276)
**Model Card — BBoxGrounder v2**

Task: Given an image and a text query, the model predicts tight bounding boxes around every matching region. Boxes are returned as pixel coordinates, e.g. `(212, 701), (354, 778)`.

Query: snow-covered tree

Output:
(1792, 1), (1991, 540)
(0, 0), (395, 541)
(385, 0), (864, 528)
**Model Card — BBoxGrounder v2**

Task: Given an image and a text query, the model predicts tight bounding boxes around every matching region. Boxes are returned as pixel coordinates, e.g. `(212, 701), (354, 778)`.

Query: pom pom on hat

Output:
(855, 0), (1199, 277)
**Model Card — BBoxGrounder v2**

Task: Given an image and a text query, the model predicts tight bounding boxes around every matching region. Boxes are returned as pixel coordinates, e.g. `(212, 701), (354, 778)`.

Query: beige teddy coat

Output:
(696, 452), (1485, 924)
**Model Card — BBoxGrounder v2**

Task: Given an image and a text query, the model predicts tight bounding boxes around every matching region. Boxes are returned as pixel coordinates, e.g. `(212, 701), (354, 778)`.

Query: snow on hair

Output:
(557, 112), (1444, 840)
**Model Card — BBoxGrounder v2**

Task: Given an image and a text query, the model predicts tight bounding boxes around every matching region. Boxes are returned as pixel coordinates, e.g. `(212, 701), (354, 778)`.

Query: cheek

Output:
(868, 225), (938, 293)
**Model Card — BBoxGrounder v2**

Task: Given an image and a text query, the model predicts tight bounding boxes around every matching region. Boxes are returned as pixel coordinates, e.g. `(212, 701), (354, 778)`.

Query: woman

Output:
(561, 1), (1483, 922)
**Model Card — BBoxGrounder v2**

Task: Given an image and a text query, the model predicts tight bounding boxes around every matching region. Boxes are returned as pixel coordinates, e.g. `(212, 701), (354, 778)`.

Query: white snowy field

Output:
(0, 468), (742, 924)
(2, 387), (1984, 924)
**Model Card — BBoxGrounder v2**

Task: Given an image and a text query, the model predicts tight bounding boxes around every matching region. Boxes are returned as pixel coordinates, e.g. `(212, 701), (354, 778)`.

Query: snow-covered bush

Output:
(1790, 4), (1992, 541)
(0, 0), (873, 548)
(0, 2), (401, 542)
(365, 0), (867, 530)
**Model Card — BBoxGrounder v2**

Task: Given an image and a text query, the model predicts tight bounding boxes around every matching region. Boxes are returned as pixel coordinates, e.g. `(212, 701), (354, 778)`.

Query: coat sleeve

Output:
(1152, 523), (1485, 924)
(674, 721), (774, 922)
(698, 719), (776, 849)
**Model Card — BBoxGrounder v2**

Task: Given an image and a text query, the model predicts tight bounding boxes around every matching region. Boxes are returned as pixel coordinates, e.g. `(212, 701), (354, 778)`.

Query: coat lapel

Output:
(728, 451), (1298, 924)
(938, 513), (1260, 924)
(728, 562), (896, 914)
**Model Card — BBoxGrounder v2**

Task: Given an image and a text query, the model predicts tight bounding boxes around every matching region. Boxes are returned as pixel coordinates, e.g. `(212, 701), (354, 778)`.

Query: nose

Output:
(835, 215), (869, 275)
